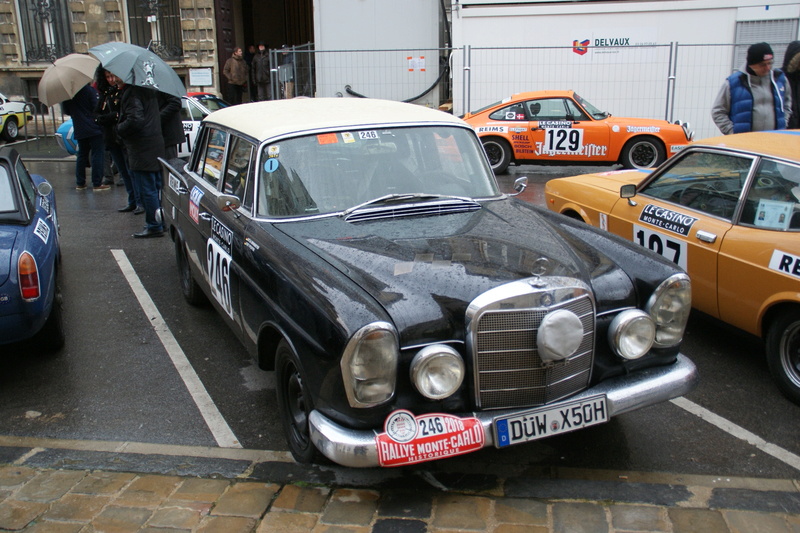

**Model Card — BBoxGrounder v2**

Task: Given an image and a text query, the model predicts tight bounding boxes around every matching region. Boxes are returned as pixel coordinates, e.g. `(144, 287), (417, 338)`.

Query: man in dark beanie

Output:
(712, 42), (792, 134)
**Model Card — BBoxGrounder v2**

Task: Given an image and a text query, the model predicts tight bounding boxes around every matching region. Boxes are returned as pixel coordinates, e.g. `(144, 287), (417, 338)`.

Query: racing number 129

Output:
(544, 128), (582, 152)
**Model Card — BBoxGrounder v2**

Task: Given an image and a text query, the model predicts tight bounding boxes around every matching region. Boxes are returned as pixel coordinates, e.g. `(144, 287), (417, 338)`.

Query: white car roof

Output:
(202, 97), (466, 142)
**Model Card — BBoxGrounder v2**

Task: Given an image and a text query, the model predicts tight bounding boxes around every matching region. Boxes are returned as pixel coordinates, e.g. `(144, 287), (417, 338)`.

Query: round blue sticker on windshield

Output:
(264, 158), (280, 173)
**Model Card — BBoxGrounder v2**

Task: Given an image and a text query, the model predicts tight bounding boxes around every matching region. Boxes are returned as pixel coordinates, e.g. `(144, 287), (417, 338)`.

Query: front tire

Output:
(481, 137), (512, 174)
(620, 136), (665, 169)
(2, 117), (19, 142)
(766, 309), (800, 405)
(275, 339), (323, 463)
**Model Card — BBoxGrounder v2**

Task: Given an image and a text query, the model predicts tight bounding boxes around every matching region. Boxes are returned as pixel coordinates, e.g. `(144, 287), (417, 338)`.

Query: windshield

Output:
(195, 95), (230, 112)
(0, 167), (17, 214)
(256, 125), (499, 218)
(573, 93), (609, 119)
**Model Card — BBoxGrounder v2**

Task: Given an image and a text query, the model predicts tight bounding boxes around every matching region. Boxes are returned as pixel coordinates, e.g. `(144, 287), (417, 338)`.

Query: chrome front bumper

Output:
(309, 353), (698, 468)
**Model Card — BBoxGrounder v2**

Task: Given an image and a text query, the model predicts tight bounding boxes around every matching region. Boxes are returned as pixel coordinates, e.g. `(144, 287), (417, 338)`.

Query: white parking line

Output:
(672, 397), (800, 472)
(111, 249), (241, 449)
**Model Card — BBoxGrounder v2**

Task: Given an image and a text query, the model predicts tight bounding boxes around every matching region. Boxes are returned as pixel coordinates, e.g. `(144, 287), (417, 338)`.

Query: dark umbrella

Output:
(89, 42), (186, 99)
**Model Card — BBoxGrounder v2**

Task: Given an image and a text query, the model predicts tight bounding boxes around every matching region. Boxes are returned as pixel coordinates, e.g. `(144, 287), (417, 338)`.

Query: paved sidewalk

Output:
(1, 437), (799, 532)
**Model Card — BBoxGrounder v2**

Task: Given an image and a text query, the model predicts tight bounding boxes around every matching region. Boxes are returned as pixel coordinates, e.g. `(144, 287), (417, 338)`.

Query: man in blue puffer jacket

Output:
(711, 42), (793, 135)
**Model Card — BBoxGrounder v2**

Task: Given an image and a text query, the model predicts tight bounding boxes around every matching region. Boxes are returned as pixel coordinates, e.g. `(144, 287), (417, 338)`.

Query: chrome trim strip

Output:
(309, 353), (697, 468)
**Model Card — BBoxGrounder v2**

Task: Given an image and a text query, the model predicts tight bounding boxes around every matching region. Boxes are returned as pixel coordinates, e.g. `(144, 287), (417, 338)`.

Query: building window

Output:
(127, 0), (183, 60)
(18, 0), (74, 63)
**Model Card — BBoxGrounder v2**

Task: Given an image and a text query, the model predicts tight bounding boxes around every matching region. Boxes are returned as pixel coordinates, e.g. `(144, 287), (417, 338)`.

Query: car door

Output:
(717, 157), (800, 335)
(181, 126), (245, 330)
(201, 133), (257, 338)
(178, 97), (207, 158)
(608, 149), (755, 319)
(525, 97), (608, 163)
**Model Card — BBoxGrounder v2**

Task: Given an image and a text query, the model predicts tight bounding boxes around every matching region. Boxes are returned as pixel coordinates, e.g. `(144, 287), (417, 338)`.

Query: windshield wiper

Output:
(341, 193), (474, 219)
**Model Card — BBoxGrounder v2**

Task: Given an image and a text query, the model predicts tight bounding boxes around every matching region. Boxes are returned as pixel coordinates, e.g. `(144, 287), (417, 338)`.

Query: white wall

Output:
(313, 0), (442, 106)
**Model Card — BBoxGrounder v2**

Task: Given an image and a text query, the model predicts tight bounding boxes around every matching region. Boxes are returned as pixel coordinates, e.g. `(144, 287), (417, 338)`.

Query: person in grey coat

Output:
(711, 42), (792, 135)
(116, 83), (166, 238)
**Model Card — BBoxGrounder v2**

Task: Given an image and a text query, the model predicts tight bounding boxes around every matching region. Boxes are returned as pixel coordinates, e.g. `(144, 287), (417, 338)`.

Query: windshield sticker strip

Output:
(639, 204), (698, 236)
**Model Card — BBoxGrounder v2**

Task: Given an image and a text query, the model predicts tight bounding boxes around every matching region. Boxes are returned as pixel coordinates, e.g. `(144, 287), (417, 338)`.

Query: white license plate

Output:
(493, 395), (608, 448)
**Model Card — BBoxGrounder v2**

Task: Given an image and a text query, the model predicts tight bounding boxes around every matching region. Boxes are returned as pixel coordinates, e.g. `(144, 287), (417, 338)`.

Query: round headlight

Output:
(608, 309), (656, 360)
(410, 345), (465, 400)
(646, 273), (692, 348)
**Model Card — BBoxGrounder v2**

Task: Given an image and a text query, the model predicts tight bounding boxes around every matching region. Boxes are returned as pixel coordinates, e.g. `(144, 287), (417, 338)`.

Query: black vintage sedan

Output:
(159, 98), (697, 468)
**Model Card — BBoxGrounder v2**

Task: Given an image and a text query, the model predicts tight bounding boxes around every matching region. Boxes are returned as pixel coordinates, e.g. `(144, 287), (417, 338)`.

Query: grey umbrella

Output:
(89, 42), (186, 99)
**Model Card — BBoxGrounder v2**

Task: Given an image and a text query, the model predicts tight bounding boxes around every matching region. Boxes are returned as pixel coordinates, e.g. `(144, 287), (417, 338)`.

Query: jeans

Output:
(109, 145), (138, 208)
(76, 134), (105, 187)
(132, 170), (163, 231)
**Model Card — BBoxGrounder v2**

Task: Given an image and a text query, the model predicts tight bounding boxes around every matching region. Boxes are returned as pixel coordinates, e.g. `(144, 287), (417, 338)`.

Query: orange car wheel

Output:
(620, 136), (665, 169)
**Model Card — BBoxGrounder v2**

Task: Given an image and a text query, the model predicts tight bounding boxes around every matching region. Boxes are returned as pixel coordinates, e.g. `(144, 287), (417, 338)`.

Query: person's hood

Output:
(782, 41), (800, 74)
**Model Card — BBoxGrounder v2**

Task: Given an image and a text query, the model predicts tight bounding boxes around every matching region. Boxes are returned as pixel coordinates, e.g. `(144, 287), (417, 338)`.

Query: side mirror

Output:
(218, 194), (241, 212)
(36, 181), (53, 196)
(620, 184), (636, 199)
(513, 176), (528, 195)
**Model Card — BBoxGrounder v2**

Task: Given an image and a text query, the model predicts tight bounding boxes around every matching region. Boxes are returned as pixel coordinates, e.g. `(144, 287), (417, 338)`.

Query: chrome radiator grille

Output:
(470, 287), (595, 410)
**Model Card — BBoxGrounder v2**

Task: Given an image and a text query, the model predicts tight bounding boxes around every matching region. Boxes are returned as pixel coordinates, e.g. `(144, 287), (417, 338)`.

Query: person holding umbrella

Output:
(62, 83), (108, 191)
(89, 42), (187, 238)
(115, 78), (165, 238)
(94, 66), (140, 213)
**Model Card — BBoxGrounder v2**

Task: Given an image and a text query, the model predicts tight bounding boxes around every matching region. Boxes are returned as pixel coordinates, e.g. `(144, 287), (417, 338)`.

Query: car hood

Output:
(0, 227), (18, 286)
(275, 198), (634, 345)
(602, 115), (677, 129)
(552, 169), (649, 193)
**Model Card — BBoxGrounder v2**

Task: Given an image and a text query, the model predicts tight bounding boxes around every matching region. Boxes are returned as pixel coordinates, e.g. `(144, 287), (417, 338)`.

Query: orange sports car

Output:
(463, 90), (693, 173)
(545, 131), (800, 405)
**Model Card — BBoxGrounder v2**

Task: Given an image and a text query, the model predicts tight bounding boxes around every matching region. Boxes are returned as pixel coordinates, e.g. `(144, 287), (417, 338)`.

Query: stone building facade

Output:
(0, 0), (218, 110)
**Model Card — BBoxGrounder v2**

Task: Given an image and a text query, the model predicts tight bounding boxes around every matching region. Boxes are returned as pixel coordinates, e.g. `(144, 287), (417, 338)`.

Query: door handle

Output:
(696, 230), (717, 243)
(198, 212), (212, 221)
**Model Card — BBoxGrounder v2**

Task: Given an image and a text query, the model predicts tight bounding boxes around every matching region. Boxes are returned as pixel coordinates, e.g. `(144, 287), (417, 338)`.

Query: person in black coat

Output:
(62, 84), (106, 190)
(116, 82), (166, 238)
(94, 67), (139, 213)
(783, 41), (800, 129)
(158, 92), (184, 159)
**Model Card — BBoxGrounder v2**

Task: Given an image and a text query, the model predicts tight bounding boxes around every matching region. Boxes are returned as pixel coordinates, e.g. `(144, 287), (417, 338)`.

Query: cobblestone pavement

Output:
(1, 437), (799, 532)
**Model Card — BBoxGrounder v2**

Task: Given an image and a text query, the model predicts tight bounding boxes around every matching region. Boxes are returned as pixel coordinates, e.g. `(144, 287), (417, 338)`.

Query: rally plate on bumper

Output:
(494, 394), (608, 448)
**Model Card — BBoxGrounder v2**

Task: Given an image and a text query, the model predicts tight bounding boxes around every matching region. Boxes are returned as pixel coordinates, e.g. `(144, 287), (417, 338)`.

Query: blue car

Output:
(0, 146), (64, 351)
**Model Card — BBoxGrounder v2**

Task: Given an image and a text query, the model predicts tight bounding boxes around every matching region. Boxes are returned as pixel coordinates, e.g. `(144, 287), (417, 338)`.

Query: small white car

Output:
(0, 93), (33, 142)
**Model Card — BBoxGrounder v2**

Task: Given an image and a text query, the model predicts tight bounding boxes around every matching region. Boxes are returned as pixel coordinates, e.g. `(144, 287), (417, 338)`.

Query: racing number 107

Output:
(633, 224), (687, 270)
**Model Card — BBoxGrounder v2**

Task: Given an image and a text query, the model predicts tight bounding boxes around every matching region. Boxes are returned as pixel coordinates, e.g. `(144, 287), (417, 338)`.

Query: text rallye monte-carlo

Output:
(159, 97), (697, 468)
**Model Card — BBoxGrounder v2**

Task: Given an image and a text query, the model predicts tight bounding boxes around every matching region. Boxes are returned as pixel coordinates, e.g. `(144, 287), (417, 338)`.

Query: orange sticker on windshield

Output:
(317, 133), (338, 145)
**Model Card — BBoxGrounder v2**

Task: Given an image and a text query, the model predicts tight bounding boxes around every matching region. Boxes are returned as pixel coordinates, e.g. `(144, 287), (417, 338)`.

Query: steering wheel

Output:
(679, 183), (724, 211)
